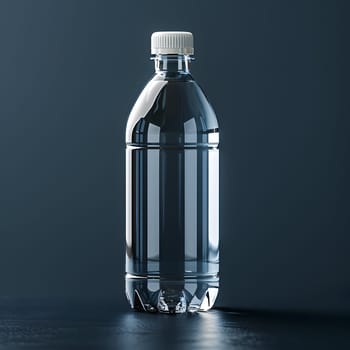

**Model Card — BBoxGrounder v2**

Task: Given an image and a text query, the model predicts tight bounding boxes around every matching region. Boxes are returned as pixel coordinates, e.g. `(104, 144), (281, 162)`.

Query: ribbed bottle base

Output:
(125, 274), (219, 314)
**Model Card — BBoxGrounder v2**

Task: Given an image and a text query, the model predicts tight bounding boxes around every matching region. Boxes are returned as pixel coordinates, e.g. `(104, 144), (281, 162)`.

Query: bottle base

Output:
(125, 274), (219, 314)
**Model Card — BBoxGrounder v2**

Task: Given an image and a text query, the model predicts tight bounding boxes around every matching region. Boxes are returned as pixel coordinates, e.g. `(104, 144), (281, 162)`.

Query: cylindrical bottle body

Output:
(125, 76), (219, 313)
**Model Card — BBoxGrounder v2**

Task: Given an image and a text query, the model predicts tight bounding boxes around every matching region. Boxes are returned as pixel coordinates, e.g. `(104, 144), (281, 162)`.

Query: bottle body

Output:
(125, 55), (219, 313)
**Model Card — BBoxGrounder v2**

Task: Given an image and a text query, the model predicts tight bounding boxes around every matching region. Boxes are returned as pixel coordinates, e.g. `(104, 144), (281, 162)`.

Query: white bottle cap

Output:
(151, 31), (194, 55)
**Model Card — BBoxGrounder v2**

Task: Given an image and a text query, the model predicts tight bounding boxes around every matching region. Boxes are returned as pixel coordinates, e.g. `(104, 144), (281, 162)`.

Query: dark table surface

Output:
(0, 299), (349, 350)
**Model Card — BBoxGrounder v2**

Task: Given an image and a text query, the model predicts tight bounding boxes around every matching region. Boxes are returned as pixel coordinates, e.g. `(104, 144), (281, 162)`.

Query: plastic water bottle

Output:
(125, 31), (219, 313)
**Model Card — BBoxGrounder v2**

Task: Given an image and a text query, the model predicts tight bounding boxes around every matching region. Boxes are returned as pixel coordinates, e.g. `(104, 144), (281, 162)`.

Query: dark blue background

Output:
(0, 0), (349, 314)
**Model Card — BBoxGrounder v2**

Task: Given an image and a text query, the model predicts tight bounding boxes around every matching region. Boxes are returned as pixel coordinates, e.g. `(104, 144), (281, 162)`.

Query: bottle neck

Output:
(152, 54), (192, 74)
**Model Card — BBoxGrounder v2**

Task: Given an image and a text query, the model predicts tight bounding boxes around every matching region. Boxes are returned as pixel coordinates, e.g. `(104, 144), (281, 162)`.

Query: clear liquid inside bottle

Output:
(125, 54), (219, 313)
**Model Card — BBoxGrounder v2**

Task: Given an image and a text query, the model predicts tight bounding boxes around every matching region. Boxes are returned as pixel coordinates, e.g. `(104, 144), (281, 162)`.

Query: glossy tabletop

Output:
(0, 299), (349, 349)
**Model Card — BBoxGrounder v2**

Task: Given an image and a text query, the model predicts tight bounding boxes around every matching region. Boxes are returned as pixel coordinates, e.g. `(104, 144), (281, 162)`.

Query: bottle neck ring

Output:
(152, 54), (193, 73)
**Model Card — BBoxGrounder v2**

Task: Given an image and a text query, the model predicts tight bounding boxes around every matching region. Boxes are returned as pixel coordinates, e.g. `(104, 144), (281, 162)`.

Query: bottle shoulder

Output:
(126, 75), (219, 145)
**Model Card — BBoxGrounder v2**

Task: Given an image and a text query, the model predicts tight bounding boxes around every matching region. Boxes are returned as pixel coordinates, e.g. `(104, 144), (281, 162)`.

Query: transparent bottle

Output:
(125, 32), (219, 313)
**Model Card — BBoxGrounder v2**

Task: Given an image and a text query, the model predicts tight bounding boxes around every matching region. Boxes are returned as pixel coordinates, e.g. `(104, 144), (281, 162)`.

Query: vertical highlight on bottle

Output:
(125, 31), (219, 313)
